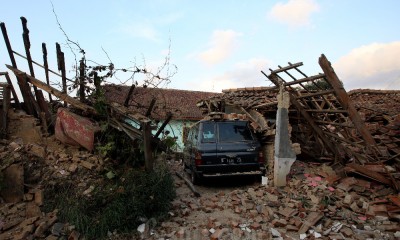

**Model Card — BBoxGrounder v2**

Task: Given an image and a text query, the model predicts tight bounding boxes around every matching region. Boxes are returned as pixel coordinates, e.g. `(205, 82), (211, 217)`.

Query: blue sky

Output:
(1, 0), (399, 93)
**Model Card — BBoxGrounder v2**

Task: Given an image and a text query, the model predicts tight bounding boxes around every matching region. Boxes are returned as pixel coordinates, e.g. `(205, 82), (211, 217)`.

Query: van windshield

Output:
(218, 122), (253, 142)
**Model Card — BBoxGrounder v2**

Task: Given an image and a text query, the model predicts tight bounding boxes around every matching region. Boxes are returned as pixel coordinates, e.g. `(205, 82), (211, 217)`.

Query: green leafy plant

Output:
(321, 195), (337, 207)
(43, 165), (176, 239)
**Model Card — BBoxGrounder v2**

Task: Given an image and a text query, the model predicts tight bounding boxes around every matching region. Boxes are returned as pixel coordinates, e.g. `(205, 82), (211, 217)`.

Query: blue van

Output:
(183, 119), (265, 184)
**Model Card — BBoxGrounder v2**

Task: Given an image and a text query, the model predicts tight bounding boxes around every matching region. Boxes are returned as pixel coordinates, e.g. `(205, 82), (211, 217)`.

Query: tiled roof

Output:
(103, 84), (219, 120)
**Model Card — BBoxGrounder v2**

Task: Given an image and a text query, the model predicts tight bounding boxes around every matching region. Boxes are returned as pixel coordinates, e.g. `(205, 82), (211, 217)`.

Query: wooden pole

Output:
(124, 84), (135, 107)
(154, 112), (173, 138)
(318, 54), (377, 148)
(145, 98), (156, 117)
(0, 22), (33, 114)
(20, 17), (50, 122)
(175, 172), (201, 197)
(143, 121), (154, 172)
(1, 72), (20, 108)
(0, 22), (17, 67)
(42, 43), (52, 102)
(56, 42), (67, 107)
(79, 59), (85, 102)
(0, 84), (10, 139)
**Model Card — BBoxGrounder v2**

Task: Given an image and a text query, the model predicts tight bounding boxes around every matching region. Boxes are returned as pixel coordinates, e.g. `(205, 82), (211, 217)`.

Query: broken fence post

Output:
(124, 84), (135, 107)
(42, 43), (52, 102)
(56, 42), (67, 107)
(79, 59), (86, 103)
(1, 21), (33, 114)
(143, 121), (154, 172)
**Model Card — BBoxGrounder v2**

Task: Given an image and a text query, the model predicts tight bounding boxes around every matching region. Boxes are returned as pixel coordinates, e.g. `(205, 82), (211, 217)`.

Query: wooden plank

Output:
(3, 72), (20, 108)
(319, 54), (377, 148)
(345, 163), (392, 185)
(108, 102), (150, 123)
(253, 101), (278, 109)
(305, 109), (347, 113)
(124, 84), (136, 107)
(1, 84), (10, 139)
(79, 59), (85, 102)
(296, 89), (335, 99)
(143, 122), (154, 171)
(7, 65), (96, 114)
(0, 22), (17, 67)
(21, 17), (51, 120)
(145, 98), (156, 117)
(56, 43), (67, 106)
(314, 120), (353, 128)
(283, 73), (326, 86)
(154, 112), (173, 138)
(1, 22), (33, 113)
(42, 43), (52, 102)
(269, 62), (303, 74)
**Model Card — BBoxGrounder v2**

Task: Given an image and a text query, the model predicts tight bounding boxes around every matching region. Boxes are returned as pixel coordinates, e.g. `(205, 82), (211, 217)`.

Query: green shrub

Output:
(43, 165), (175, 239)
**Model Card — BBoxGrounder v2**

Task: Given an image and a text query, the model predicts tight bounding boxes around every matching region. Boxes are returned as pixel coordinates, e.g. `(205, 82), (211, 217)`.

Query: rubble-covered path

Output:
(149, 160), (400, 240)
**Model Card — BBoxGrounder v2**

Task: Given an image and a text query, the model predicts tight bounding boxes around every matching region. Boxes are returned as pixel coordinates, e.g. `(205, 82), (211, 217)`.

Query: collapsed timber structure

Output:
(198, 55), (400, 190)
(0, 17), (176, 171)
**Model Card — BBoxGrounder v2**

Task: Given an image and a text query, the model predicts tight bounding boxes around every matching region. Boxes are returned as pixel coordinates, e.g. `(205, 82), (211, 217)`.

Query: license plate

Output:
(221, 157), (242, 164)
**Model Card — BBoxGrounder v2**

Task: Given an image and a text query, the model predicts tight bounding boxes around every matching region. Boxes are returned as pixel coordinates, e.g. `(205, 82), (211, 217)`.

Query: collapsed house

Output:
(197, 55), (400, 189)
(103, 85), (218, 152)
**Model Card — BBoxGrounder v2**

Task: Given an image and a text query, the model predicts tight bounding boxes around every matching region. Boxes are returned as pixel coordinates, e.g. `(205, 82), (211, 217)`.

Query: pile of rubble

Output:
(153, 161), (400, 240)
(0, 111), (107, 239)
(350, 89), (400, 157)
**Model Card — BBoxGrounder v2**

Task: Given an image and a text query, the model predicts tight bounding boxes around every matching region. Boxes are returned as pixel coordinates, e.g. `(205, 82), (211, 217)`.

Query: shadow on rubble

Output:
(198, 175), (261, 189)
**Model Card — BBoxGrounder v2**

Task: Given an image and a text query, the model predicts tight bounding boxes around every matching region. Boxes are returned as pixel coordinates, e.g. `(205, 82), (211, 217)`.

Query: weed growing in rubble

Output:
(321, 195), (337, 207)
(43, 164), (175, 239)
(95, 126), (144, 166)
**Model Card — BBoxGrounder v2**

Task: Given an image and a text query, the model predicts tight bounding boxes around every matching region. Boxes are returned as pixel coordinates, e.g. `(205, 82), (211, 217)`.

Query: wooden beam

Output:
(296, 89), (335, 99)
(269, 62), (303, 74)
(283, 73), (326, 86)
(0, 22), (17, 67)
(21, 17), (51, 121)
(1, 22), (33, 113)
(56, 43), (67, 106)
(154, 112), (173, 138)
(79, 59), (85, 102)
(1, 72), (20, 108)
(7, 65), (96, 114)
(42, 43), (52, 102)
(145, 98), (156, 117)
(124, 84), (136, 107)
(0, 84), (10, 139)
(143, 121), (154, 171)
(305, 109), (347, 113)
(314, 120), (353, 128)
(345, 163), (392, 185)
(319, 54), (378, 148)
